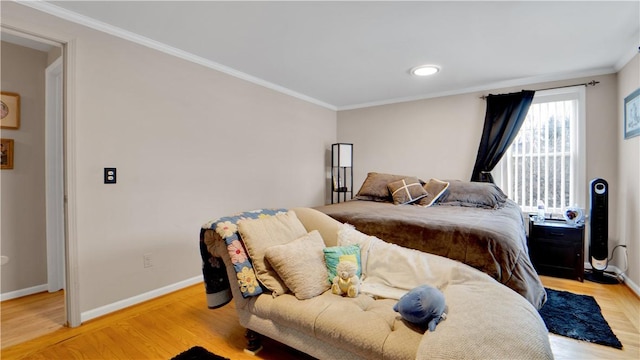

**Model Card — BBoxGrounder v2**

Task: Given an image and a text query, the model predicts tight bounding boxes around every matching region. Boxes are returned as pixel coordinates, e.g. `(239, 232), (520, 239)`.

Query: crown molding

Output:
(338, 67), (617, 111)
(16, 0), (337, 111)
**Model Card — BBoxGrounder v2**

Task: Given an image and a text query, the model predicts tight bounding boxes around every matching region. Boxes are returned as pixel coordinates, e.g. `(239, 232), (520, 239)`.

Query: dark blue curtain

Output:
(471, 90), (535, 183)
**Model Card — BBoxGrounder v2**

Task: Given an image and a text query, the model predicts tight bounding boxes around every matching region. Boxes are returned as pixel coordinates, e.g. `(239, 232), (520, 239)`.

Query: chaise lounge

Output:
(200, 207), (553, 359)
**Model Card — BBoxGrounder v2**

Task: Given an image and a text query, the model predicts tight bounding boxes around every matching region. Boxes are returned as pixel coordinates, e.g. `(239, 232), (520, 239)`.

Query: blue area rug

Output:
(539, 288), (622, 349)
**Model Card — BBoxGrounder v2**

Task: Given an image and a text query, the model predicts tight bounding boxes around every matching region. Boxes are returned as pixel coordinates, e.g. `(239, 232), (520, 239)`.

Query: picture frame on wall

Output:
(0, 92), (20, 130)
(624, 87), (640, 139)
(1, 138), (14, 170)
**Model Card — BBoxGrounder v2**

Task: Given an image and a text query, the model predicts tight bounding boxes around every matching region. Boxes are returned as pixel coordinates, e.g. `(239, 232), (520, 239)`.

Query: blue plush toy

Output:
(393, 285), (447, 332)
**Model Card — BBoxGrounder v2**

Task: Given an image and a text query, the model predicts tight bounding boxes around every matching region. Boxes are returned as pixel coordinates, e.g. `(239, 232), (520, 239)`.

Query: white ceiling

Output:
(26, 1), (640, 109)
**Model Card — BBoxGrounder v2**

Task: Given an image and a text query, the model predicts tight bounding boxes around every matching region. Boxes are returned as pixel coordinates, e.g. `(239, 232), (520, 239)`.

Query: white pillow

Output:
(238, 210), (308, 296)
(337, 224), (376, 279)
(265, 230), (330, 300)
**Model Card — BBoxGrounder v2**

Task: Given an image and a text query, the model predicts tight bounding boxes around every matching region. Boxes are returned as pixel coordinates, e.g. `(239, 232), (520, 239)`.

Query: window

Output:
(495, 87), (586, 215)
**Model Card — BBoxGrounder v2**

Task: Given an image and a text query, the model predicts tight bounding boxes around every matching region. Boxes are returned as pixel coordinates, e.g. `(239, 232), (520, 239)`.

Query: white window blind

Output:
(495, 87), (586, 215)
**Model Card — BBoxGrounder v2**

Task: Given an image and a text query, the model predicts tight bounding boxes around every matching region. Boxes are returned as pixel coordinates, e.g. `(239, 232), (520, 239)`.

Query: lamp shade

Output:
(332, 143), (352, 167)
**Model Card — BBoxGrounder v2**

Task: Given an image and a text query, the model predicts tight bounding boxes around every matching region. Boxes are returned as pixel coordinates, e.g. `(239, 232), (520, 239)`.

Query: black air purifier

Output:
(585, 178), (619, 284)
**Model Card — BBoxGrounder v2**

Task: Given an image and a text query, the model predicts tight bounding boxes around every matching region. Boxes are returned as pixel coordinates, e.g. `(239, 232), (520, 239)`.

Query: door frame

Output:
(62, 38), (82, 328)
(1, 25), (81, 328)
(46, 56), (65, 293)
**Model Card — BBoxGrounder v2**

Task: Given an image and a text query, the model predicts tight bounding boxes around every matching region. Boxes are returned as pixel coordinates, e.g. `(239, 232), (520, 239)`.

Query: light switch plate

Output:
(104, 168), (117, 184)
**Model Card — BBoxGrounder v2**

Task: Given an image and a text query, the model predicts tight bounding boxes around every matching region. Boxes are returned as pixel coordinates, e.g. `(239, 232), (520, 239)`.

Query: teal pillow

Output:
(323, 244), (361, 283)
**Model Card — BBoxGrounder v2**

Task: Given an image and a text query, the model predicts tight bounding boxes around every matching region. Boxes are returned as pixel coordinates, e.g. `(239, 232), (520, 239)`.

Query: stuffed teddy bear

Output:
(331, 261), (360, 298)
(393, 284), (447, 332)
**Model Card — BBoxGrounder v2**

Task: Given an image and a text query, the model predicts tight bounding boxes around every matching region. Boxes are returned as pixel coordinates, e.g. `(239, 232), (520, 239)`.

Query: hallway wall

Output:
(1, 41), (48, 295)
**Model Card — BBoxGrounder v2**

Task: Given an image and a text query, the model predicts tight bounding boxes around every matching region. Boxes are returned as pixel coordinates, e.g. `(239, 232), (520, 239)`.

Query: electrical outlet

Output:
(104, 168), (117, 184)
(143, 253), (153, 268)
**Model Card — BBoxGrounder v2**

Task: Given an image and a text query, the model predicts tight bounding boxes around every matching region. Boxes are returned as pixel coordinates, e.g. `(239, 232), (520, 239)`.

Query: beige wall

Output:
(72, 29), (335, 313)
(338, 72), (639, 291)
(0, 41), (48, 293)
(338, 91), (484, 183)
(617, 53), (639, 289)
(339, 74), (619, 206)
(2, 3), (336, 314)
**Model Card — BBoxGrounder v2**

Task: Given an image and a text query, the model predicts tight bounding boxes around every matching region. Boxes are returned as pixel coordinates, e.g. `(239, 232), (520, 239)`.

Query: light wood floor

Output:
(1, 290), (66, 349)
(2, 276), (638, 360)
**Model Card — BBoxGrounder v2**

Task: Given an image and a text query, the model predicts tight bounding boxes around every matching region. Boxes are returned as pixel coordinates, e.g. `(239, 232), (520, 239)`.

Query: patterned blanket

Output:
(201, 209), (287, 298)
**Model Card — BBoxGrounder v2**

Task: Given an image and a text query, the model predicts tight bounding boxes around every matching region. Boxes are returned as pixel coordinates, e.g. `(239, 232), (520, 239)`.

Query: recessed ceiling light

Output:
(411, 65), (440, 77)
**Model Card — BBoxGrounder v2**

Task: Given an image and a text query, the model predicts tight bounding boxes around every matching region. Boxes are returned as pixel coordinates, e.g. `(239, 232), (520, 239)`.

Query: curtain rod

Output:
(479, 80), (600, 100)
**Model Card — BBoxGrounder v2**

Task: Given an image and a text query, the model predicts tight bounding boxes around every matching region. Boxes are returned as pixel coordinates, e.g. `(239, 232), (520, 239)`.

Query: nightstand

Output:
(528, 218), (585, 281)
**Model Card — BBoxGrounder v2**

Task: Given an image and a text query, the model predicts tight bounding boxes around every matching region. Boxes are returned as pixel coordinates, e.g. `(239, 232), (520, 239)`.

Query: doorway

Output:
(0, 29), (67, 346)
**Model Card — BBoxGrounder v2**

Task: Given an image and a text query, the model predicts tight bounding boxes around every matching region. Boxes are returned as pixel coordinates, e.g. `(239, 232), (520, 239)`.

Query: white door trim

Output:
(63, 39), (82, 328)
(46, 56), (65, 293)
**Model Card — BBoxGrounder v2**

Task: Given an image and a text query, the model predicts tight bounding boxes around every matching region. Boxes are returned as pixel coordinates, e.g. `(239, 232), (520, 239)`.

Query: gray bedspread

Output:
(314, 199), (547, 309)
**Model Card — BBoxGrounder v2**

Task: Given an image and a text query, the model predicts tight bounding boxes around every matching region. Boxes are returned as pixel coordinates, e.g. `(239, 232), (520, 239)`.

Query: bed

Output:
(314, 172), (547, 309)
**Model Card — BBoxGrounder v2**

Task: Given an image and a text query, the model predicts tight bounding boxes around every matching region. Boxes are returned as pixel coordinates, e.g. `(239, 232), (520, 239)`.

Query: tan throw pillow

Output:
(417, 178), (450, 207)
(264, 230), (330, 300)
(237, 210), (308, 296)
(354, 172), (414, 202)
(387, 176), (428, 205)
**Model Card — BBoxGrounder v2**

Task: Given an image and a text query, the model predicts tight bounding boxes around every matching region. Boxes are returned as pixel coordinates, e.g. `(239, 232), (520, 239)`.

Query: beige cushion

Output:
(416, 178), (450, 207)
(387, 176), (428, 205)
(292, 207), (342, 247)
(354, 172), (413, 202)
(265, 230), (330, 300)
(248, 290), (422, 360)
(237, 210), (308, 296)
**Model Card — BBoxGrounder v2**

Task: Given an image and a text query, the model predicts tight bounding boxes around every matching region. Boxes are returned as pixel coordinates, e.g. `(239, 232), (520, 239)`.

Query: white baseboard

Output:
(1, 284), (48, 301)
(80, 276), (202, 323)
(621, 273), (640, 297)
(583, 263), (640, 298)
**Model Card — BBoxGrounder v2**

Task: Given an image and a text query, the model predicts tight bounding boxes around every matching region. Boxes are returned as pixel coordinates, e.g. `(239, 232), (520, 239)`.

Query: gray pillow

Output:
(354, 172), (417, 202)
(438, 180), (508, 209)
